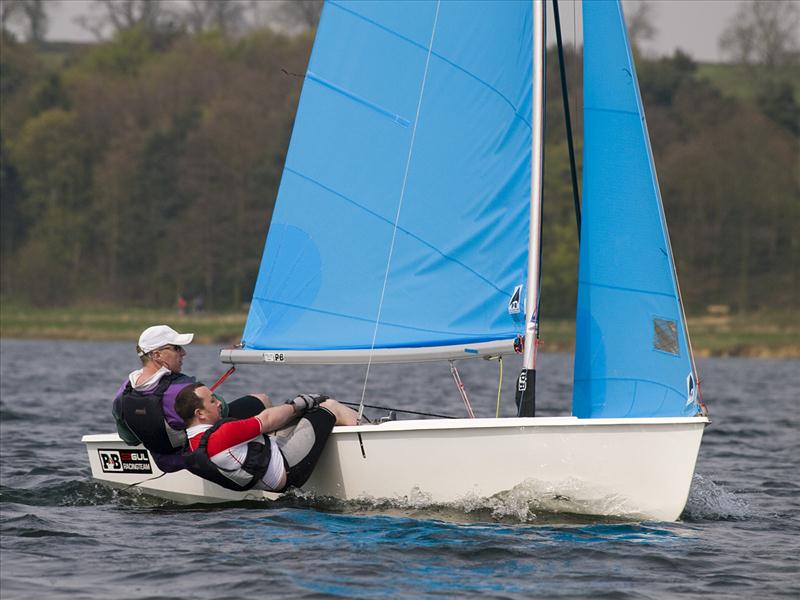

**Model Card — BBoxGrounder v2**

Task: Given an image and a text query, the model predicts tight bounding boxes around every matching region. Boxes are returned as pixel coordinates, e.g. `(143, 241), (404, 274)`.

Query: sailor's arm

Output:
(255, 394), (326, 433)
(255, 403), (297, 433)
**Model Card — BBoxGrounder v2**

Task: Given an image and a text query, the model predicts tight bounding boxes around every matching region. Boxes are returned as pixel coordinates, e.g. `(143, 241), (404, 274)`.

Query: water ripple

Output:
(682, 474), (752, 521)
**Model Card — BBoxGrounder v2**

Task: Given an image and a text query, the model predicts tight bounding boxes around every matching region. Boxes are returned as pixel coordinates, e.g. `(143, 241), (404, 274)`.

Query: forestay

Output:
(240, 0), (533, 362)
(573, 1), (701, 418)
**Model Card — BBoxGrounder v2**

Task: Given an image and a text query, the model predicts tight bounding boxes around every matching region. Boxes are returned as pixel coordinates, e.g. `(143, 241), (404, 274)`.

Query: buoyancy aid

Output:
(183, 419), (272, 492)
(116, 373), (189, 454)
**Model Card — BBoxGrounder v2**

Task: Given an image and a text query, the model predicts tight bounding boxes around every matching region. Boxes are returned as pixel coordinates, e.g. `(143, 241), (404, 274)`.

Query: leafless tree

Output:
(183, 0), (248, 36)
(720, 0), (800, 67)
(1, 0), (50, 44)
(264, 0), (322, 32)
(0, 0), (20, 32)
(623, 0), (657, 54)
(75, 0), (179, 39)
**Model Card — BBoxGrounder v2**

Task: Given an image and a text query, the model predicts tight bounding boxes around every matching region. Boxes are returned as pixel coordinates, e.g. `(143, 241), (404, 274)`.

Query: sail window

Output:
(653, 318), (679, 355)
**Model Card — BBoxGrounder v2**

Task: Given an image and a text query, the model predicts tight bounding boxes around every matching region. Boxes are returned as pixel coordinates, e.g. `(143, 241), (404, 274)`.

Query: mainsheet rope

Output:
(357, 1), (442, 422)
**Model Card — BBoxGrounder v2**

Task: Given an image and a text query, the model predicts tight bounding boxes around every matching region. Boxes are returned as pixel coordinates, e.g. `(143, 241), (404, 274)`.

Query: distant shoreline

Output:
(1, 306), (798, 359)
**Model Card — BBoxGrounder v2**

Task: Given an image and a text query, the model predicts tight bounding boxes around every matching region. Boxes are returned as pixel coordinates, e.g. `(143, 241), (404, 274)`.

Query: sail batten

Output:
(305, 72), (413, 126)
(575, 280), (682, 299)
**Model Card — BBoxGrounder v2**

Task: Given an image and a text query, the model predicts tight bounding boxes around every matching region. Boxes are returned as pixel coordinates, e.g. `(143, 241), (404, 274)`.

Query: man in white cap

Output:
(135, 324), (194, 383)
(112, 325), (269, 472)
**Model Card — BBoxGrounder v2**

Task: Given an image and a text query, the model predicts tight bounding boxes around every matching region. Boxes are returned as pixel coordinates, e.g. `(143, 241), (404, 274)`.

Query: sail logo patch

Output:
(98, 449), (152, 474)
(686, 373), (697, 406)
(508, 285), (523, 315)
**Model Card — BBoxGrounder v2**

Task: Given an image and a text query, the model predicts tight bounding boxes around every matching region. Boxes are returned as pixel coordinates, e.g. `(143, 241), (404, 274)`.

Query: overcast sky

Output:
(29, 0), (743, 62)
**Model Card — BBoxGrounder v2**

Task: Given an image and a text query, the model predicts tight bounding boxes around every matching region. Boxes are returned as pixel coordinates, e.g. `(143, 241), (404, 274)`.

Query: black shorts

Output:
(227, 395), (264, 419)
(278, 407), (337, 491)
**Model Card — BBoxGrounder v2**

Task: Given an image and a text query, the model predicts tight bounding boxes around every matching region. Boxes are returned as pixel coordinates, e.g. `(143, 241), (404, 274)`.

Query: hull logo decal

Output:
(98, 449), (153, 474)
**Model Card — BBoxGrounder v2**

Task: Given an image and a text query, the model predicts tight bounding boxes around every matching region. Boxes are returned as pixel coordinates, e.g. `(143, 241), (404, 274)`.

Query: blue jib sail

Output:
(243, 0), (531, 353)
(573, 0), (700, 418)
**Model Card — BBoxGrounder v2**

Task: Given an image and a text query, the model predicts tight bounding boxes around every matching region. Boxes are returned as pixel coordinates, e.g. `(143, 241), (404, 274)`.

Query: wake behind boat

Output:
(84, 0), (709, 522)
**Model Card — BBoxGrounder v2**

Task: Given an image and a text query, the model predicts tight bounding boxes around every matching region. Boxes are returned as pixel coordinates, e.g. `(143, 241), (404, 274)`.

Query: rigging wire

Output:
(574, 0), (580, 167)
(552, 0), (582, 239)
(357, 1), (442, 422)
(449, 361), (475, 418)
(495, 356), (503, 417)
(341, 401), (454, 420)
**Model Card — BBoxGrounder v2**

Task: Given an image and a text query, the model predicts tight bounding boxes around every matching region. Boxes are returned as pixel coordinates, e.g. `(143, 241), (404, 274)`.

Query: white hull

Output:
(83, 416), (707, 521)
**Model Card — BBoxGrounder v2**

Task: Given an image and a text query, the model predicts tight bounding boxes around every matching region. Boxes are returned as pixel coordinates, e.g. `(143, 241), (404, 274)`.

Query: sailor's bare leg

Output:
(251, 393), (272, 408)
(319, 399), (358, 426)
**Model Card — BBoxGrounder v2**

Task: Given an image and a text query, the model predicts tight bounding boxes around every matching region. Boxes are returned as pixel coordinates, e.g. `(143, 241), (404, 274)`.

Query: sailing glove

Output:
(286, 394), (330, 415)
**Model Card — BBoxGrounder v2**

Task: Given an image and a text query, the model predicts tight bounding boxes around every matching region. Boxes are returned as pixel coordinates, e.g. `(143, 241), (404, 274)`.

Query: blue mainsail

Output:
(243, 0), (532, 353)
(572, 1), (699, 418)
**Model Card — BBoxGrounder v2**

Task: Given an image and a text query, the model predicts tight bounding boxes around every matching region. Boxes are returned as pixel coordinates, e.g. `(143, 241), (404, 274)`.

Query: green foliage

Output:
(541, 139), (580, 318)
(640, 55), (800, 314)
(9, 108), (92, 304)
(696, 62), (800, 102)
(638, 50), (697, 107)
(0, 28), (797, 324)
(12, 108), (89, 213)
(756, 80), (800, 135)
(0, 30), (47, 138)
(0, 133), (26, 296)
(28, 71), (70, 114)
(79, 25), (157, 76)
(0, 26), (313, 310)
(0, 31), (38, 98)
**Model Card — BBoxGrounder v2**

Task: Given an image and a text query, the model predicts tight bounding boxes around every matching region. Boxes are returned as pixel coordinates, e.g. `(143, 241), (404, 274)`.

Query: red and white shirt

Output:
(187, 418), (286, 491)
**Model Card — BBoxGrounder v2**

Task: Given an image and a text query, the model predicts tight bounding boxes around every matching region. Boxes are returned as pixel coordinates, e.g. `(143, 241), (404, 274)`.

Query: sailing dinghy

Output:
(83, 0), (708, 521)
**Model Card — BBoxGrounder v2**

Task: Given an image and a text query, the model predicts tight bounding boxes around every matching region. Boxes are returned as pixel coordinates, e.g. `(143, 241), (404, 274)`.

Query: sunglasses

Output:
(156, 344), (183, 353)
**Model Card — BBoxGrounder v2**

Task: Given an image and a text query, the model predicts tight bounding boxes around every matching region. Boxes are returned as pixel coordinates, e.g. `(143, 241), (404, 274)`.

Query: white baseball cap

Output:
(138, 325), (194, 354)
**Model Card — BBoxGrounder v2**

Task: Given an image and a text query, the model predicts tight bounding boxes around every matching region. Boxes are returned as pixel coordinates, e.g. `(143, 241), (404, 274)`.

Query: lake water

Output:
(1, 339), (798, 598)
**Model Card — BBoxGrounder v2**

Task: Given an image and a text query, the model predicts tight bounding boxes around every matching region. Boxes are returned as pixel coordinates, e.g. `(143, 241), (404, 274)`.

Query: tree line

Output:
(0, 1), (797, 316)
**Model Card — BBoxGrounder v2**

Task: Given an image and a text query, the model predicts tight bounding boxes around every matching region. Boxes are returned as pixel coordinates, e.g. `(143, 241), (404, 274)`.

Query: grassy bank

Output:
(1, 305), (797, 358)
(0, 305), (247, 346)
